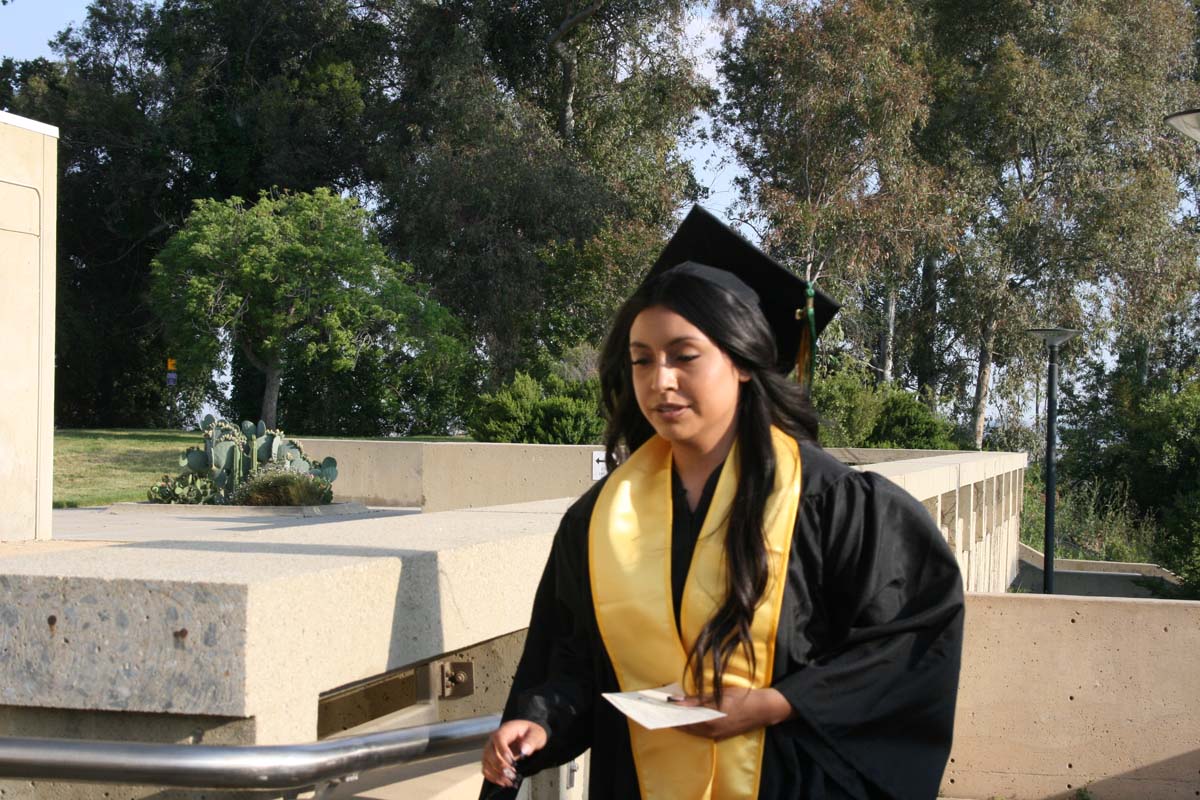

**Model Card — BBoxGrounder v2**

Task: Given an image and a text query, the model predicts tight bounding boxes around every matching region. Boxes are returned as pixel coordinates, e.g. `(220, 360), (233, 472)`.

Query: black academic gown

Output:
(481, 441), (964, 800)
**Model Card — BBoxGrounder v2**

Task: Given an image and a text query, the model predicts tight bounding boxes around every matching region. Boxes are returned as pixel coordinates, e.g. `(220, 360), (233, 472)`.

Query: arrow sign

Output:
(591, 451), (608, 481)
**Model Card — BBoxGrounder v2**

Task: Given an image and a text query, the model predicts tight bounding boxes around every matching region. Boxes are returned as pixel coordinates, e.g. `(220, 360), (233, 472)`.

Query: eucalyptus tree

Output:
(717, 0), (1199, 447)
(921, 0), (1199, 446)
(715, 0), (953, 386)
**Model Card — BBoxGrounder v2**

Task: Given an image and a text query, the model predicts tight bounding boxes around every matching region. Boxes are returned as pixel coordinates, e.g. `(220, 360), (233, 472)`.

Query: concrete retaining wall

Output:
(1013, 542), (1181, 598)
(945, 593), (1200, 799)
(0, 111), (57, 542)
(295, 438), (605, 512)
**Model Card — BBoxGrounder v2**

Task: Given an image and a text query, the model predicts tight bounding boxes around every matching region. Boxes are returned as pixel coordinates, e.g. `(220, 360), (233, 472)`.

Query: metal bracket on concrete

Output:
(438, 660), (474, 699)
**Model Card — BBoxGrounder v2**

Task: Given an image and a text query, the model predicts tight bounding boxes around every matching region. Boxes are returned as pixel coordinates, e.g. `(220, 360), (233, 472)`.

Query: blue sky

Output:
(0, 1), (93, 62)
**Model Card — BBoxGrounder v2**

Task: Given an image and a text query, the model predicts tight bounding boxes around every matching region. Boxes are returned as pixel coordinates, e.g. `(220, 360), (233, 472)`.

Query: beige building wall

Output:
(0, 111), (58, 541)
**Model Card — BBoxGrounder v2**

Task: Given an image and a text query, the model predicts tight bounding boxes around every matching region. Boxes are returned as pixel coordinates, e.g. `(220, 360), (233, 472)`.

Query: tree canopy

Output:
(151, 188), (472, 431)
(715, 0), (1200, 449)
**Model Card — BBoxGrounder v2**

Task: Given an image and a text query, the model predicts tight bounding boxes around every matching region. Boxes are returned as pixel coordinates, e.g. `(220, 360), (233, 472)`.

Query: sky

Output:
(0, 1), (92, 62)
(0, 1), (744, 225)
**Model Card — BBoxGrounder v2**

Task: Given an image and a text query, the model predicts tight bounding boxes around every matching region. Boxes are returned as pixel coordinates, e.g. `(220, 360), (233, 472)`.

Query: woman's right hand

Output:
(481, 719), (548, 789)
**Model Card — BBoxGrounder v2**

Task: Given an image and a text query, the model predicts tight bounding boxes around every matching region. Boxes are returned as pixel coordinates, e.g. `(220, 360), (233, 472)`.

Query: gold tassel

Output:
(794, 287), (817, 389)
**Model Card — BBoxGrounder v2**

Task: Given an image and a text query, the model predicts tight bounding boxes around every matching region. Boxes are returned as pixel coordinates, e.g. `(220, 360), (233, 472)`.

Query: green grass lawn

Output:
(53, 428), (472, 507)
(53, 429), (199, 508)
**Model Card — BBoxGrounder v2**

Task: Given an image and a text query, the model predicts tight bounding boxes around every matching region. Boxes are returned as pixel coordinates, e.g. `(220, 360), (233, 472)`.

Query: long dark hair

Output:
(598, 268), (819, 703)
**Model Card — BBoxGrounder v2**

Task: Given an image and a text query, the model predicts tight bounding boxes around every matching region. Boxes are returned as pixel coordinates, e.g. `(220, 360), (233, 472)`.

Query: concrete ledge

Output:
(855, 451), (1027, 593)
(296, 439), (1025, 515)
(106, 501), (373, 518)
(0, 498), (571, 744)
(1018, 542), (1181, 579)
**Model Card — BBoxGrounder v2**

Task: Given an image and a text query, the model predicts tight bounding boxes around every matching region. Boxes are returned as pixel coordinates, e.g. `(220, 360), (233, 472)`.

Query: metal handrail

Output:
(0, 713), (499, 792)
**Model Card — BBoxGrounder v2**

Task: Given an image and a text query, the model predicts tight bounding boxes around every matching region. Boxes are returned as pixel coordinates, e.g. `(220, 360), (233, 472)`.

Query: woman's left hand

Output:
(674, 687), (795, 741)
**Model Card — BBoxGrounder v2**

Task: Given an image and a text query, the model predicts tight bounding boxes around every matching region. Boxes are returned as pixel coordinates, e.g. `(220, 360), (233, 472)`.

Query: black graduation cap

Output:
(644, 206), (840, 382)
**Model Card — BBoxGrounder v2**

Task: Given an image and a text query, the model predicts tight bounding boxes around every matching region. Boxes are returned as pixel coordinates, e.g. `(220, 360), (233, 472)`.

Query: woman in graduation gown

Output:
(480, 207), (964, 799)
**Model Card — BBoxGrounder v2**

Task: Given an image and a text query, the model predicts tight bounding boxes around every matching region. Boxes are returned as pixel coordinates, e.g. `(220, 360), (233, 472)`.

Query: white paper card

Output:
(601, 682), (726, 730)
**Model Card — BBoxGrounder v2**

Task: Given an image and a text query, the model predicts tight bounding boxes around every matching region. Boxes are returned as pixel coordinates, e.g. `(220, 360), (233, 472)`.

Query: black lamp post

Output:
(1027, 328), (1080, 594)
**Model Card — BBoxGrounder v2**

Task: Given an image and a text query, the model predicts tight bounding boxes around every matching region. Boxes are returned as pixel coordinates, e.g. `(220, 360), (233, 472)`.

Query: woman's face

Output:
(628, 305), (748, 453)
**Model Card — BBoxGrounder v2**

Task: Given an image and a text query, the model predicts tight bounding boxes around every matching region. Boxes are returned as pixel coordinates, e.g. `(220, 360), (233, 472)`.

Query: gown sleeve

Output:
(772, 468), (964, 800)
(480, 490), (600, 798)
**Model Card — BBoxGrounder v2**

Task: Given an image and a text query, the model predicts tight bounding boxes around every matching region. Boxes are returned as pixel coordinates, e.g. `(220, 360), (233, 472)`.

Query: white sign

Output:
(591, 451), (608, 481)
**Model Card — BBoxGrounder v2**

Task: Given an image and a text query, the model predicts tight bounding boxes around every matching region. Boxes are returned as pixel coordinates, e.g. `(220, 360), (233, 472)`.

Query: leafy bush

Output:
(811, 361), (958, 450)
(531, 396), (604, 444)
(230, 467), (333, 506)
(810, 362), (886, 447)
(468, 372), (544, 443)
(468, 372), (603, 444)
(869, 389), (960, 450)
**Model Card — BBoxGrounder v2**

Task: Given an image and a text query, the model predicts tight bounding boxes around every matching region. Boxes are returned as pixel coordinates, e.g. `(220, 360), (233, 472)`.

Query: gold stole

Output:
(589, 427), (801, 799)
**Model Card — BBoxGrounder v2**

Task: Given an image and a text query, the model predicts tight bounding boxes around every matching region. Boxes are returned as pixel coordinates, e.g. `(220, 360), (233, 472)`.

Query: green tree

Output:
(716, 0), (1200, 450)
(716, 0), (952, 387)
(921, 0), (1199, 446)
(276, 278), (482, 436)
(152, 188), (437, 429)
(1, 0), (392, 425)
(373, 0), (709, 382)
(1060, 349), (1200, 585)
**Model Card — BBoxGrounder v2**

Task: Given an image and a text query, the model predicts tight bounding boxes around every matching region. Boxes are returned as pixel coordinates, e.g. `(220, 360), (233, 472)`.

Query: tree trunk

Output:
(882, 287), (896, 384)
(546, 2), (605, 144)
(559, 48), (577, 142)
(913, 253), (938, 408)
(261, 361), (282, 429)
(971, 317), (997, 450)
(1132, 336), (1150, 385)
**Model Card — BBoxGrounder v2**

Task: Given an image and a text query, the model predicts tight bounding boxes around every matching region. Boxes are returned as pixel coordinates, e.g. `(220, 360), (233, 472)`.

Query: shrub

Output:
(468, 372), (543, 443)
(531, 395), (605, 445)
(469, 372), (603, 444)
(810, 362), (885, 447)
(230, 467), (333, 506)
(811, 361), (958, 450)
(869, 389), (959, 450)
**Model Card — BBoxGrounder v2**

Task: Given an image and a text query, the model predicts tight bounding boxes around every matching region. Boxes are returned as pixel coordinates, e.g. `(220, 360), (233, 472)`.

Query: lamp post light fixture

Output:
(1027, 327), (1081, 594)
(1165, 109), (1200, 144)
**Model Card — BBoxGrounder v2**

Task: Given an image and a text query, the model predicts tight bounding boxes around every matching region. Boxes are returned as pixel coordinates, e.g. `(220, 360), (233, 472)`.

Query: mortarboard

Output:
(643, 206), (840, 384)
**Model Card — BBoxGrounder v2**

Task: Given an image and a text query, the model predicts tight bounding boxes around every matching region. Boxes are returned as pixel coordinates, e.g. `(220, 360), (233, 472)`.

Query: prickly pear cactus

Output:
(148, 417), (337, 505)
